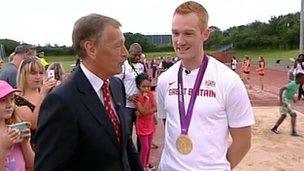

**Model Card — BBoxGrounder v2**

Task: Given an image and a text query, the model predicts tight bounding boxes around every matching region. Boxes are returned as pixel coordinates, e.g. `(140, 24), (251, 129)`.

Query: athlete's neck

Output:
(181, 53), (205, 71)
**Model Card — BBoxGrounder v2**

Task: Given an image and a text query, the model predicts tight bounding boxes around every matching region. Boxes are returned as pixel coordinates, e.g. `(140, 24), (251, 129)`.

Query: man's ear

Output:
(202, 28), (211, 42)
(83, 40), (96, 59)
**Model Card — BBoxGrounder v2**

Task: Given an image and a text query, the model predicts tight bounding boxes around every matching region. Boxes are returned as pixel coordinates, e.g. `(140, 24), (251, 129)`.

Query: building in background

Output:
(145, 34), (172, 46)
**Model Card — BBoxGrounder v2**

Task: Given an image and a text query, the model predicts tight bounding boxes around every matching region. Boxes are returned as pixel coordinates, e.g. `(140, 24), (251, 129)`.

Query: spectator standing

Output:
(47, 62), (67, 83)
(294, 54), (304, 100)
(14, 57), (57, 146)
(116, 43), (145, 136)
(37, 51), (49, 70)
(0, 44), (36, 87)
(150, 58), (158, 79)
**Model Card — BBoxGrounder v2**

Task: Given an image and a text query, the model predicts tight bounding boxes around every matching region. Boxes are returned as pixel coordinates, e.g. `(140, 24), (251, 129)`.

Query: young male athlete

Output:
(157, 1), (255, 170)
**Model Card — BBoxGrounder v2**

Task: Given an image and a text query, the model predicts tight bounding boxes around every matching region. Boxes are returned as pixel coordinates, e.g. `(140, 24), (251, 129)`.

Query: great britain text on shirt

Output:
(168, 88), (216, 97)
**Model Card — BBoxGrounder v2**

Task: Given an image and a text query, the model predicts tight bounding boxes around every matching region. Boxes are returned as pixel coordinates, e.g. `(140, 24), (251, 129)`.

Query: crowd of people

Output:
(4, 0), (304, 170)
(0, 44), (66, 170)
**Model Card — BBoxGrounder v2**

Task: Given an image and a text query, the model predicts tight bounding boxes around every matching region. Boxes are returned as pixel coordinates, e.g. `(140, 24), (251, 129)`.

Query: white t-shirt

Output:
(295, 62), (304, 74)
(115, 60), (145, 108)
(157, 56), (255, 171)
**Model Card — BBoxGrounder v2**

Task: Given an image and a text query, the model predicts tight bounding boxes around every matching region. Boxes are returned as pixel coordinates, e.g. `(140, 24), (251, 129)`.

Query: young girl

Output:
(135, 73), (156, 171)
(0, 80), (34, 171)
(242, 55), (251, 89)
(256, 56), (266, 92)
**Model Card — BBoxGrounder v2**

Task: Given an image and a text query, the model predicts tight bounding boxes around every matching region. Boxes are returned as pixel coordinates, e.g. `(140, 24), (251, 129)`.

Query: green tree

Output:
(0, 39), (20, 56)
(124, 32), (155, 52)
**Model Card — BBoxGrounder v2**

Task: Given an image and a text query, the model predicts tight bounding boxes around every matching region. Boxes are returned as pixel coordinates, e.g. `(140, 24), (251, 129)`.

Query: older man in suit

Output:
(34, 14), (143, 171)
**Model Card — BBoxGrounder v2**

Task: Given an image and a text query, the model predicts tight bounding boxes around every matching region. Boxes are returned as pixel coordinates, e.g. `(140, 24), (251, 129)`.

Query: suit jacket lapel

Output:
(75, 67), (121, 149)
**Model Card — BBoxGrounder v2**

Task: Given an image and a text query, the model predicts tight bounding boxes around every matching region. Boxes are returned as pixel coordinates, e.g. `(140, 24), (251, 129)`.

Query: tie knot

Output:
(102, 80), (109, 89)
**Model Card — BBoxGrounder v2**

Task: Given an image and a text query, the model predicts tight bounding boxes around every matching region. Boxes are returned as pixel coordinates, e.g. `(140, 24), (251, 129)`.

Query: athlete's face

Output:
(172, 13), (210, 60)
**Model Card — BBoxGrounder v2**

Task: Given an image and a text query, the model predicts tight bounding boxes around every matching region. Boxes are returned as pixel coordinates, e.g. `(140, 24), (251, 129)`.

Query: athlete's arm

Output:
(227, 126), (252, 169)
(279, 87), (287, 105)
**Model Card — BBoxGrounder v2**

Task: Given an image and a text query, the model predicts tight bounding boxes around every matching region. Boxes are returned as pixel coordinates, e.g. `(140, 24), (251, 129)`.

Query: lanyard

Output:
(177, 55), (209, 135)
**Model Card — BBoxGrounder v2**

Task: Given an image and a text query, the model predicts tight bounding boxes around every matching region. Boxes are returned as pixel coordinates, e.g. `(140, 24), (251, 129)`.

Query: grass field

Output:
(45, 56), (78, 72)
(42, 49), (301, 72)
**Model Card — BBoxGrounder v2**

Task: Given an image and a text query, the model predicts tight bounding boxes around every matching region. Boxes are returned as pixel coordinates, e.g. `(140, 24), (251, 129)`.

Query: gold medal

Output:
(176, 134), (193, 154)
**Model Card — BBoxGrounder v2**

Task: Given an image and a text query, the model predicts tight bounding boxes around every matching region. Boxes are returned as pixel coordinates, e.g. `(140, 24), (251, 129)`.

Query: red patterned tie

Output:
(101, 80), (122, 144)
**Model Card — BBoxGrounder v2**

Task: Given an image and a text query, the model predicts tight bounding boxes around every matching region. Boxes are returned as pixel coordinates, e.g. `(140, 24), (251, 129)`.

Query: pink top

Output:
(5, 143), (26, 171)
(135, 92), (155, 136)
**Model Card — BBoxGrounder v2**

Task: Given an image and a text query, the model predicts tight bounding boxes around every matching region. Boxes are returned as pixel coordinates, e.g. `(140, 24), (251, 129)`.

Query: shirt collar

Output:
(80, 63), (106, 95)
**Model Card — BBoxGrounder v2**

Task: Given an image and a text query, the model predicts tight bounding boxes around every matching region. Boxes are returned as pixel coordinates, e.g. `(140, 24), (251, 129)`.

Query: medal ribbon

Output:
(178, 55), (209, 135)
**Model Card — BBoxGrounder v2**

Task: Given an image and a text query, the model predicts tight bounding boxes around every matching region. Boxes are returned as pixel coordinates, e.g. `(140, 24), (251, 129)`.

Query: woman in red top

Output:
(242, 55), (252, 89)
(256, 56), (266, 92)
(135, 73), (156, 171)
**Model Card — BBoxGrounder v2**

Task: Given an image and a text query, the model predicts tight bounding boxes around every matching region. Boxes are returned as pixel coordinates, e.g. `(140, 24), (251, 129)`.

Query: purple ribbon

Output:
(178, 55), (209, 135)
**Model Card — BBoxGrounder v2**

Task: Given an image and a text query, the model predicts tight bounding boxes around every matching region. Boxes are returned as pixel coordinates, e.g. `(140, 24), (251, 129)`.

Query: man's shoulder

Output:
(1, 63), (17, 72)
(0, 63), (17, 77)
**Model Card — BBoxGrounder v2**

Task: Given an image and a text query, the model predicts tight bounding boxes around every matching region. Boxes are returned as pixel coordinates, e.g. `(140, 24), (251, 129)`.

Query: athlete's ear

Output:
(201, 28), (211, 42)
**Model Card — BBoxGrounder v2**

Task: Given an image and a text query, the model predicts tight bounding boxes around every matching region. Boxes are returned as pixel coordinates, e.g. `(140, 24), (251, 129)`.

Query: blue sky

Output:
(0, 0), (301, 46)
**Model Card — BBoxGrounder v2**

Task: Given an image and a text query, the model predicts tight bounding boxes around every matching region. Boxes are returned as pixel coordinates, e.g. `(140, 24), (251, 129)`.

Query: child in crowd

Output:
(135, 73), (156, 171)
(271, 73), (304, 136)
(0, 80), (34, 171)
